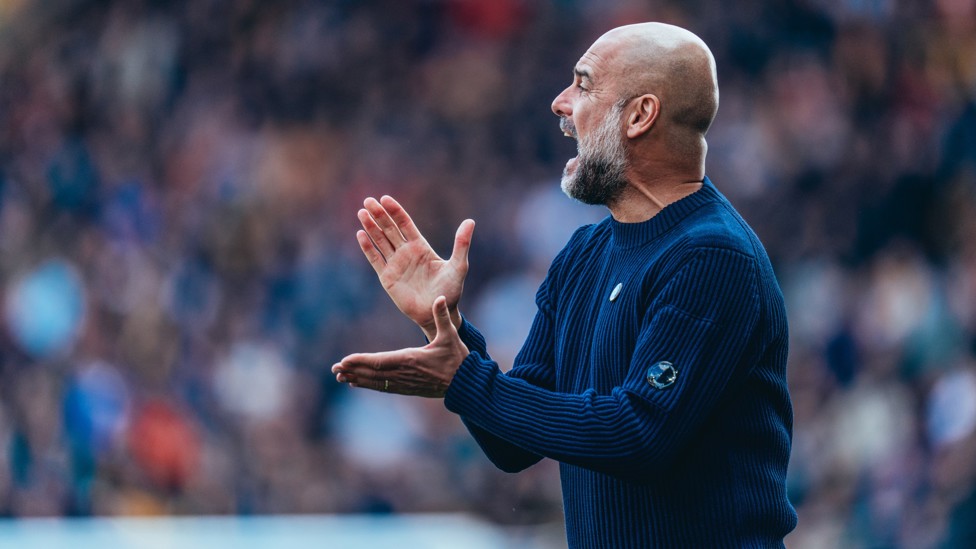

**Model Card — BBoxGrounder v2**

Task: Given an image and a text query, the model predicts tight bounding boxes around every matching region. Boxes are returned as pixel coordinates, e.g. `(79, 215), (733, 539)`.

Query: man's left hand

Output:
(332, 296), (470, 398)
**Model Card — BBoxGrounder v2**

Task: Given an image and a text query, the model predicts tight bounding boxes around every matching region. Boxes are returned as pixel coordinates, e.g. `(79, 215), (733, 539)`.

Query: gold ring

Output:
(384, 380), (389, 391)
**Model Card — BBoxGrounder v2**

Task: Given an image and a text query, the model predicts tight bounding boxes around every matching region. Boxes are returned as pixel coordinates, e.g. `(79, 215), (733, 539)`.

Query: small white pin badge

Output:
(609, 282), (623, 302)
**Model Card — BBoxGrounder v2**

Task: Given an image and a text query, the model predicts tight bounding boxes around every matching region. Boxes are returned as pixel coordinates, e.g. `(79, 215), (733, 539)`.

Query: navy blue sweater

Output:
(444, 177), (797, 548)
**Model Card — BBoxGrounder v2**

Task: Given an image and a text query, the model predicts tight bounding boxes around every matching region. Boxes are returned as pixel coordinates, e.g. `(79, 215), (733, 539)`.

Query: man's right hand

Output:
(356, 195), (475, 340)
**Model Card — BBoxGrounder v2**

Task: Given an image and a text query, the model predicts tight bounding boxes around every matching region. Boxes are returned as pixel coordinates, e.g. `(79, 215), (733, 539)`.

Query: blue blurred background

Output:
(0, 0), (974, 547)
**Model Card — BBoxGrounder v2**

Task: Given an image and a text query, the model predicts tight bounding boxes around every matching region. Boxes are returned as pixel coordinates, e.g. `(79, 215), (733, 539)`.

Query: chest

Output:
(551, 251), (648, 394)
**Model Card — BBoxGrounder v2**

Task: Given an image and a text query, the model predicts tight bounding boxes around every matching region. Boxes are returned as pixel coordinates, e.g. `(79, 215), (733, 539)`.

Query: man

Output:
(333, 22), (797, 547)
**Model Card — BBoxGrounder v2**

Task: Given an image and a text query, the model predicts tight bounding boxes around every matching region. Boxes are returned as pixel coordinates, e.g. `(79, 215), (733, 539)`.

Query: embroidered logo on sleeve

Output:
(646, 361), (677, 389)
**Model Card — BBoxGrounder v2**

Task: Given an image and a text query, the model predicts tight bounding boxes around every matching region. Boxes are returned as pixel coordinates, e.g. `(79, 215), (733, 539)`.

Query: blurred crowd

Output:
(0, 0), (974, 547)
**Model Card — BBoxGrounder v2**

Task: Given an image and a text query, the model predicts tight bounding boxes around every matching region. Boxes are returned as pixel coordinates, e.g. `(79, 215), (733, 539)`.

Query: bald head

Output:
(550, 22), (720, 208)
(597, 23), (719, 141)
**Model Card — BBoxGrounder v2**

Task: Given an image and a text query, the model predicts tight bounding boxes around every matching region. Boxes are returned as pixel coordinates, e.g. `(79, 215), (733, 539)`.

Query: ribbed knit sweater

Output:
(444, 177), (797, 548)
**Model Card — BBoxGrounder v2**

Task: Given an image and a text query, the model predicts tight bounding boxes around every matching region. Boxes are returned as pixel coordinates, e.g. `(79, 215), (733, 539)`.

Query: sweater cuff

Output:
(457, 316), (488, 356)
(444, 350), (495, 415)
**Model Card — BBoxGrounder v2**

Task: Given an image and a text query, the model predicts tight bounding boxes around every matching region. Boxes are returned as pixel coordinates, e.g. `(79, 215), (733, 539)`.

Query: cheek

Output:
(573, 103), (601, 136)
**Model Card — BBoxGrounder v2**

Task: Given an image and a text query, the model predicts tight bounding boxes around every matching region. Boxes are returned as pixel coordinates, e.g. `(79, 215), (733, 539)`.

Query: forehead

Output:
(575, 36), (626, 81)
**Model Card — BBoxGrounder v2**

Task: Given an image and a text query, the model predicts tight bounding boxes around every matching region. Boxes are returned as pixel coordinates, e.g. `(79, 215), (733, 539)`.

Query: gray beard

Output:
(561, 156), (628, 206)
(560, 105), (628, 206)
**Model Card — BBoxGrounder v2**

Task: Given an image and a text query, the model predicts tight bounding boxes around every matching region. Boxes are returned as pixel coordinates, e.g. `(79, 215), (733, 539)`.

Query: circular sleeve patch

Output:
(646, 361), (677, 389)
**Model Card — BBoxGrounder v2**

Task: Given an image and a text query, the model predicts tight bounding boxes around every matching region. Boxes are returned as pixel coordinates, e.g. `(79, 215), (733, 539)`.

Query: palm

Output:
(379, 239), (464, 330)
(356, 196), (474, 336)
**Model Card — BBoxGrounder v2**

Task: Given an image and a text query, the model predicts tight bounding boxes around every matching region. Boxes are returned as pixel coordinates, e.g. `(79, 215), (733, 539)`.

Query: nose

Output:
(551, 85), (573, 117)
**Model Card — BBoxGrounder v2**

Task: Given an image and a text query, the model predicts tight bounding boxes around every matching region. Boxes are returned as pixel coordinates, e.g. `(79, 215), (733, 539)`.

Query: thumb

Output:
(450, 219), (475, 270)
(431, 295), (458, 342)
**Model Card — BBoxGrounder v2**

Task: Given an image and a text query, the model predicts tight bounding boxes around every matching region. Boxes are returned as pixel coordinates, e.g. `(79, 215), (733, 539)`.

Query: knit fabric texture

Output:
(444, 177), (797, 548)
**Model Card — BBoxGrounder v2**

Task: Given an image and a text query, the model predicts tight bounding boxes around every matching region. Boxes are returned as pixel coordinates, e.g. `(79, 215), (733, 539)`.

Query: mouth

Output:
(559, 117), (578, 140)
(559, 118), (579, 176)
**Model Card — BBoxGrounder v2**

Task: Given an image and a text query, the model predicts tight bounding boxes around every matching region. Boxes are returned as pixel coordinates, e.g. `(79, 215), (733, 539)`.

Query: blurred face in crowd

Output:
(552, 39), (630, 206)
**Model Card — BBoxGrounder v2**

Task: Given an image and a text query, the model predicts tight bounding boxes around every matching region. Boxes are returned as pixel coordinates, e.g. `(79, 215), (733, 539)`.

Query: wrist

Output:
(420, 322), (437, 341)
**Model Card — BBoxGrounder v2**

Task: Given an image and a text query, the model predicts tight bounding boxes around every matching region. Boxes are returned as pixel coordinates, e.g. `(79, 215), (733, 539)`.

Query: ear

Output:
(625, 94), (660, 139)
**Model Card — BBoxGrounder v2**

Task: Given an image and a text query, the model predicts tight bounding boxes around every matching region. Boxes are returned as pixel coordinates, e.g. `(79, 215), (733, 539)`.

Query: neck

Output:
(608, 140), (707, 222)
(608, 175), (704, 223)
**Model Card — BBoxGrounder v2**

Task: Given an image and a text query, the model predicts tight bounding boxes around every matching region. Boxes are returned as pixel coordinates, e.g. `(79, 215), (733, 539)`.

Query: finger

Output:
(351, 378), (392, 393)
(450, 219), (475, 272)
(380, 195), (423, 242)
(358, 208), (395, 258)
(339, 369), (381, 387)
(339, 370), (374, 387)
(334, 357), (398, 387)
(332, 363), (349, 382)
(364, 197), (406, 249)
(341, 348), (417, 373)
(335, 364), (380, 386)
(431, 295), (459, 342)
(333, 365), (362, 386)
(357, 230), (387, 274)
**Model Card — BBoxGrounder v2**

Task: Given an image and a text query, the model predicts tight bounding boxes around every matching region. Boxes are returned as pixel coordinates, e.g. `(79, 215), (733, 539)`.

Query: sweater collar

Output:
(609, 176), (719, 249)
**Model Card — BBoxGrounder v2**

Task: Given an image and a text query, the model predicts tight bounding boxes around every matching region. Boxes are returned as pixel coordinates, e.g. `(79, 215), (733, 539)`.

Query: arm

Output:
(444, 248), (761, 483)
(335, 249), (760, 482)
(335, 273), (562, 471)
(347, 195), (558, 469)
(455, 297), (558, 472)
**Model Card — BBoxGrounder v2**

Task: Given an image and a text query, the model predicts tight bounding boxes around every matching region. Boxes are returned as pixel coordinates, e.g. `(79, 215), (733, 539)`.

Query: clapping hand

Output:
(357, 196), (475, 340)
(332, 296), (470, 398)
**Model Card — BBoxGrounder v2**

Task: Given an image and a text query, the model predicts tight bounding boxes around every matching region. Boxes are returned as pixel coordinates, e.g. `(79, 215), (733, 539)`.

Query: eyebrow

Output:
(574, 67), (593, 82)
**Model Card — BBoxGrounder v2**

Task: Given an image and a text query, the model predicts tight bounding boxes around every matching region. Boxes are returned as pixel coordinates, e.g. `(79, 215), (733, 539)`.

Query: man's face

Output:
(551, 42), (629, 206)
(558, 101), (628, 205)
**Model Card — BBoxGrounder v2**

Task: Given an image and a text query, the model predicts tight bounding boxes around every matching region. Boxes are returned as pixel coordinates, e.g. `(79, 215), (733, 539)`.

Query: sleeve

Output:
(456, 318), (488, 358)
(453, 276), (559, 472)
(443, 247), (761, 484)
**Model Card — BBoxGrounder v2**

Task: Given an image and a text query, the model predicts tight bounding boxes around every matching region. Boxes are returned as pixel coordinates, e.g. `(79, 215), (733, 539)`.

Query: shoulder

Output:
(569, 216), (613, 244)
(647, 201), (767, 307)
(677, 201), (759, 260)
(537, 217), (612, 297)
(555, 216), (614, 262)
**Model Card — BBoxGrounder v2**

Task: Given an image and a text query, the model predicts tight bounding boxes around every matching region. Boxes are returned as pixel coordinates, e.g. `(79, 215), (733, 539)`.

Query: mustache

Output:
(559, 117), (578, 139)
